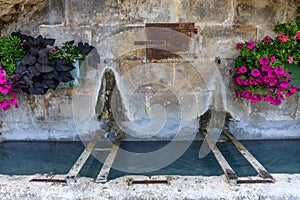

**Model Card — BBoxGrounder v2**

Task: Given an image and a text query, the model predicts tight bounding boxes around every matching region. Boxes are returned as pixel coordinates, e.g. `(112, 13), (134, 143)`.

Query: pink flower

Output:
(262, 64), (271, 72)
(247, 40), (255, 50)
(1, 88), (8, 94)
(238, 66), (248, 74)
(279, 80), (290, 89)
(278, 34), (289, 42)
(290, 85), (298, 93)
(269, 81), (277, 87)
(296, 32), (300, 40)
(0, 76), (7, 84)
(263, 76), (271, 83)
(244, 79), (250, 86)
(0, 65), (2, 69)
(283, 72), (291, 79)
(10, 98), (18, 105)
(259, 56), (269, 65)
(270, 56), (276, 63)
(249, 78), (256, 85)
(251, 69), (261, 77)
(287, 56), (294, 64)
(242, 91), (253, 99)
(263, 36), (273, 43)
(275, 66), (284, 75)
(0, 99), (8, 109)
(78, 54), (83, 58)
(264, 94), (271, 102)
(3, 105), (11, 111)
(0, 70), (6, 77)
(251, 94), (262, 103)
(235, 77), (244, 85)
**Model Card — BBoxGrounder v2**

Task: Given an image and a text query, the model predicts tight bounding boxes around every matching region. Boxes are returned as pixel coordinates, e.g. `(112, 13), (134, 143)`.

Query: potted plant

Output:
(48, 41), (94, 88)
(231, 8), (300, 106)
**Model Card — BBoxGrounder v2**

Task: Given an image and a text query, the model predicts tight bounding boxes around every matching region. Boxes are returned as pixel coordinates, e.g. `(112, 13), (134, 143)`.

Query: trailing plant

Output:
(0, 66), (18, 111)
(232, 8), (300, 106)
(11, 32), (75, 95)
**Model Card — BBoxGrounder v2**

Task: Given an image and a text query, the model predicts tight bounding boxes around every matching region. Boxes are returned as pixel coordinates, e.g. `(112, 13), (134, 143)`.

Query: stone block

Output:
(38, 25), (92, 47)
(179, 0), (233, 24)
(234, 0), (286, 25)
(199, 26), (256, 58)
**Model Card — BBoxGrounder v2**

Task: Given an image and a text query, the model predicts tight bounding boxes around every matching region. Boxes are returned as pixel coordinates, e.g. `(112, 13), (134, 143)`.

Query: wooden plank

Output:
(223, 130), (274, 181)
(201, 132), (238, 183)
(95, 133), (124, 183)
(66, 130), (104, 178)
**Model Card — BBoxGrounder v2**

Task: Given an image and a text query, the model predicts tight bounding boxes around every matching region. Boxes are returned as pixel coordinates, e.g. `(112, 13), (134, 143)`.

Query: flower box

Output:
(57, 59), (86, 88)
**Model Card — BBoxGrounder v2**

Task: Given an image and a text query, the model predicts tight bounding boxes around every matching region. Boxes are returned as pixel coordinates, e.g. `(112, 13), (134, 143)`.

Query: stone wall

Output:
(1, 0), (300, 140)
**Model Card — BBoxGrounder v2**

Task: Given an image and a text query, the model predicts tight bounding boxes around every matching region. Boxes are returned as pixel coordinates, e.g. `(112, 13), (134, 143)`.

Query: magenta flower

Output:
(242, 91), (252, 99)
(10, 98), (18, 105)
(270, 56), (276, 63)
(0, 88), (8, 95)
(0, 76), (7, 84)
(274, 66), (284, 75)
(263, 76), (271, 83)
(261, 64), (271, 72)
(279, 80), (290, 89)
(0, 99), (8, 109)
(249, 78), (256, 85)
(236, 43), (245, 49)
(283, 72), (291, 79)
(259, 56), (269, 65)
(237, 66), (248, 74)
(244, 79), (250, 86)
(269, 81), (277, 87)
(251, 69), (261, 77)
(290, 85), (298, 93)
(235, 77), (244, 85)
(263, 36), (273, 43)
(287, 56), (294, 64)
(78, 54), (83, 58)
(251, 94), (262, 103)
(247, 40), (255, 50)
(264, 94), (271, 102)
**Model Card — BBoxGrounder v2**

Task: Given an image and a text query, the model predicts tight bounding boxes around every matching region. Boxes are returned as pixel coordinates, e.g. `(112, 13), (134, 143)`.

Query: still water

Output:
(0, 140), (299, 180)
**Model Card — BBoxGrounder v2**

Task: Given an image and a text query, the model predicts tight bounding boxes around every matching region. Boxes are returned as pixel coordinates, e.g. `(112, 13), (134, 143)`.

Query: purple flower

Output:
(269, 81), (277, 87)
(235, 90), (241, 98)
(249, 78), (256, 85)
(264, 94), (271, 102)
(251, 69), (261, 77)
(244, 79), (250, 86)
(259, 56), (269, 65)
(247, 40), (255, 50)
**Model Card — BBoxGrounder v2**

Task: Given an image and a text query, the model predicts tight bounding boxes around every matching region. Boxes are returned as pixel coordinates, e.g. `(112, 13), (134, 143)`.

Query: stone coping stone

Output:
(0, 174), (299, 199)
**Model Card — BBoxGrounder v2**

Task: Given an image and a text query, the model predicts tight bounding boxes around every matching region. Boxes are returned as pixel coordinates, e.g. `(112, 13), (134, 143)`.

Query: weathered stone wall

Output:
(1, 0), (300, 140)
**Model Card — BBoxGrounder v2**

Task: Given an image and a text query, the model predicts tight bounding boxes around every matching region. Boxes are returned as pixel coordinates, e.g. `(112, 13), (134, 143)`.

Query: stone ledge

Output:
(0, 174), (299, 199)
